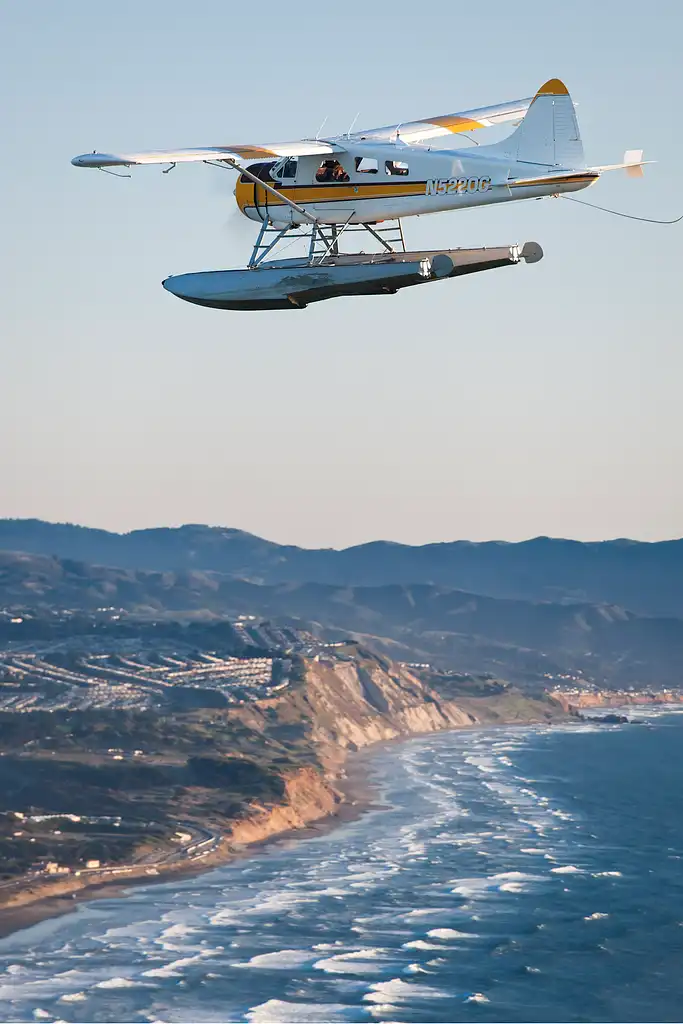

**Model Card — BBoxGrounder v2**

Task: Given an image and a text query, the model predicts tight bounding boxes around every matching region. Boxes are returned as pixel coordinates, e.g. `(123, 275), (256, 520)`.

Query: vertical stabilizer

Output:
(486, 79), (585, 168)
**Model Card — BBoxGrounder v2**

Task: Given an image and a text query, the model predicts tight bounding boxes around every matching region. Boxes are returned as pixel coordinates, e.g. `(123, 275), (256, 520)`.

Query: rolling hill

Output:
(2, 550), (682, 688)
(1, 519), (682, 617)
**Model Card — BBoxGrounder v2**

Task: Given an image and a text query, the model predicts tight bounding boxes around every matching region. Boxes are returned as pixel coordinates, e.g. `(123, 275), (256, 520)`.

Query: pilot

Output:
(332, 162), (349, 182)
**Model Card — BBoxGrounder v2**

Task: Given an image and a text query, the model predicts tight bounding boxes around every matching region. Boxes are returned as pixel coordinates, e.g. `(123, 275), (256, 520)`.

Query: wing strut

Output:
(205, 158), (318, 225)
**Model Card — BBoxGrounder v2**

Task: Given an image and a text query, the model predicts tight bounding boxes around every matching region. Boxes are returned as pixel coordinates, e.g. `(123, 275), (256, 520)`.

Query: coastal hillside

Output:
(0, 647), (554, 917)
(2, 519), (683, 617)
(2, 551), (683, 686)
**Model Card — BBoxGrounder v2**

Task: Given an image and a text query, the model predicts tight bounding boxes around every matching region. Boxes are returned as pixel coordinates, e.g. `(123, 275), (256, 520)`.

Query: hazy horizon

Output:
(4, 2), (682, 549)
(2, 515), (682, 549)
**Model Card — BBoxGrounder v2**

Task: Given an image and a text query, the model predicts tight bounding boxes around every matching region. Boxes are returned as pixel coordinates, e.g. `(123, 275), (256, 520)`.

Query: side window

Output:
(386, 160), (409, 176)
(355, 157), (378, 174)
(316, 160), (350, 183)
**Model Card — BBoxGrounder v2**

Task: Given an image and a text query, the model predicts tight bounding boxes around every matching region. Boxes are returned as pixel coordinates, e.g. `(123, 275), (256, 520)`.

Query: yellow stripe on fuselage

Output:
(236, 170), (598, 218)
(260, 180), (428, 206)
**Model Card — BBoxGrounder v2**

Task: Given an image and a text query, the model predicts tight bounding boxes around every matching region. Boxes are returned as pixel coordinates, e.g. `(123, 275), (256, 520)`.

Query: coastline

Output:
(0, 658), (570, 943)
(1, 706), (635, 943)
(0, 746), (383, 942)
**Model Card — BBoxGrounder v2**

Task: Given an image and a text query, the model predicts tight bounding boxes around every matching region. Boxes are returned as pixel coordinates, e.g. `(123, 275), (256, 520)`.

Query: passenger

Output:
(316, 160), (335, 182)
(316, 160), (349, 183)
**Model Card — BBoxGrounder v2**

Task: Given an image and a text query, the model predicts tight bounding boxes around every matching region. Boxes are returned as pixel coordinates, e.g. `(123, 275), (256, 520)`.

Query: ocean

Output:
(1, 708), (682, 1023)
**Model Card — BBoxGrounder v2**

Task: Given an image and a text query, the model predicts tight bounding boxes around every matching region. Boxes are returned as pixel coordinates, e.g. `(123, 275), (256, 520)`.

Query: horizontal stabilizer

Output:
(592, 150), (653, 177)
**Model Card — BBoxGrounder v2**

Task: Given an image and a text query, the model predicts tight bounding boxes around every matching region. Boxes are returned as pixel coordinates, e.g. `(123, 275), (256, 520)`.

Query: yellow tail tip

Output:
(536, 78), (570, 97)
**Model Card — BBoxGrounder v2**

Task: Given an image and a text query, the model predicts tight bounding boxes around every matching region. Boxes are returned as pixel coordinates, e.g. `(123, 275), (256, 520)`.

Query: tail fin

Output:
(484, 78), (584, 168)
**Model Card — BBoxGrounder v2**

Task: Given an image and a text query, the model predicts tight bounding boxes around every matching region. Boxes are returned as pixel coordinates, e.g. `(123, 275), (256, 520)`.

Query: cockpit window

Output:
(271, 157), (298, 181)
(355, 157), (378, 174)
(316, 159), (350, 183)
(386, 160), (409, 176)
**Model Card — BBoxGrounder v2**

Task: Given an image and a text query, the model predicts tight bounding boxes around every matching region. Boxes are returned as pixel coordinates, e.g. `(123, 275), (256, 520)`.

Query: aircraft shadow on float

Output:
(72, 79), (646, 311)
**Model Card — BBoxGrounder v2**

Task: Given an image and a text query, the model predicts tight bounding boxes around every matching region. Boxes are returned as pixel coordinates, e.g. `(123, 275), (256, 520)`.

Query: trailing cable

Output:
(559, 194), (683, 225)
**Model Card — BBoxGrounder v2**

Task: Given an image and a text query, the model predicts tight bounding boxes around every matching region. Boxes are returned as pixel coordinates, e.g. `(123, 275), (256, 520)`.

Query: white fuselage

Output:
(235, 142), (599, 226)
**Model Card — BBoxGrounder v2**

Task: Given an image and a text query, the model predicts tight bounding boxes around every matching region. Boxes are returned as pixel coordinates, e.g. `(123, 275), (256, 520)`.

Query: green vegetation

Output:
(0, 693), (318, 881)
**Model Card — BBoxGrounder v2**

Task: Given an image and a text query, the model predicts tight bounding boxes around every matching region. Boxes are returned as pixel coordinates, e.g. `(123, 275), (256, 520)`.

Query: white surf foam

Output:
(427, 928), (478, 940)
(402, 940), (449, 951)
(449, 877), (496, 897)
(246, 999), (355, 1022)
(550, 865), (584, 874)
(142, 952), (218, 978)
(405, 963), (433, 974)
(94, 976), (147, 989)
(364, 978), (447, 1004)
(466, 992), (490, 1003)
(404, 908), (451, 920)
(314, 956), (387, 976)
(584, 912), (610, 920)
(234, 949), (317, 970)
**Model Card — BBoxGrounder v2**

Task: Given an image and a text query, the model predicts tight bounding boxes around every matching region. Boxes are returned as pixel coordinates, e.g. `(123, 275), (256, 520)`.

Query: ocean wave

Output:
(95, 976), (151, 989)
(246, 998), (357, 1022)
(550, 865), (584, 874)
(233, 950), (317, 970)
(313, 956), (388, 976)
(402, 939), (449, 950)
(208, 890), (320, 926)
(363, 977), (447, 1004)
(427, 928), (478, 940)
(141, 951), (219, 978)
(365, 1004), (401, 1020)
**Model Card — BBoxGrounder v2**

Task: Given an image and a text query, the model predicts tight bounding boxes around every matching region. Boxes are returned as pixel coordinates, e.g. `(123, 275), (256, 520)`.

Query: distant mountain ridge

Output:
(1, 519), (683, 617)
(2, 550), (683, 688)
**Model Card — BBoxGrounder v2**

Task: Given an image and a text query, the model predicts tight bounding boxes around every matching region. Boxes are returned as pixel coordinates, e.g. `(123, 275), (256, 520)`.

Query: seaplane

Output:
(71, 78), (645, 311)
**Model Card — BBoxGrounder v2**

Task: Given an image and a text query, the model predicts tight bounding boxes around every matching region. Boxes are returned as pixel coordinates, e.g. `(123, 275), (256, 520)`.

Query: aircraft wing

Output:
(352, 97), (533, 145)
(71, 139), (344, 169)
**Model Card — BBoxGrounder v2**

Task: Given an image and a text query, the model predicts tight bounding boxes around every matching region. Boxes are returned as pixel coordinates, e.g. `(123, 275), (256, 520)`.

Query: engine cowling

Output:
(234, 161), (278, 222)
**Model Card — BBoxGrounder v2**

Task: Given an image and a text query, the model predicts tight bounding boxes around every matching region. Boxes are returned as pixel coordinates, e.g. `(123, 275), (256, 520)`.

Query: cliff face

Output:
(231, 652), (558, 774)
(222, 652), (558, 850)
(550, 690), (683, 713)
(227, 766), (340, 846)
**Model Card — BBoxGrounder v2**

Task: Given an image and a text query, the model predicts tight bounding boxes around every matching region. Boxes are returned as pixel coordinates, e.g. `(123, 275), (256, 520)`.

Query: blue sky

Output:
(2, 0), (682, 547)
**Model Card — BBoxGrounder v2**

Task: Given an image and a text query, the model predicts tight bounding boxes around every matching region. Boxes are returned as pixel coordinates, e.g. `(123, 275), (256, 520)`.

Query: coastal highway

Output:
(0, 820), (224, 899)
